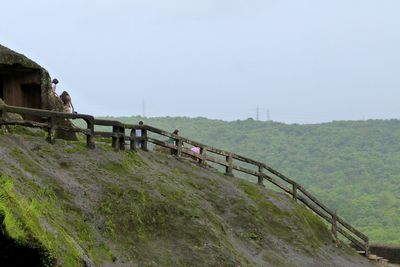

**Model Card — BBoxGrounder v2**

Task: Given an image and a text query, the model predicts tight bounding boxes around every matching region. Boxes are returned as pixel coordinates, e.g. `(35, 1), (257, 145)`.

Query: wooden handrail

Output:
(0, 103), (370, 254)
(0, 104), (95, 149)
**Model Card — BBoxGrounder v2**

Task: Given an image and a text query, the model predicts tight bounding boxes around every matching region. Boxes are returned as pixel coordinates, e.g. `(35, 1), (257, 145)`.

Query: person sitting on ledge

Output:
(60, 91), (75, 113)
(51, 78), (59, 96)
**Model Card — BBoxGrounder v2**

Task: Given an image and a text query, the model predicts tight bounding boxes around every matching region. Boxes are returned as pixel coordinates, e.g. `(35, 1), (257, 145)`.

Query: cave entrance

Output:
(20, 83), (42, 121)
(21, 84), (41, 109)
(0, 75), (4, 100)
(0, 215), (54, 267)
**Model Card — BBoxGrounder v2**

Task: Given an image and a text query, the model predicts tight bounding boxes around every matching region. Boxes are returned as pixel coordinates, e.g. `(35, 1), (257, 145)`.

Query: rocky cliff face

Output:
(0, 127), (374, 267)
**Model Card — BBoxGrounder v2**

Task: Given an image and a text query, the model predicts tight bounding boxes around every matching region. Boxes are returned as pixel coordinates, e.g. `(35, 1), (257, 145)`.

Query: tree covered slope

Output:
(102, 116), (400, 244)
(0, 128), (372, 266)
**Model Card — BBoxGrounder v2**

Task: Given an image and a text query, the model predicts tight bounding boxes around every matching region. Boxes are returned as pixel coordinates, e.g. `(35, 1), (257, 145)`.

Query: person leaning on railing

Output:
(168, 129), (179, 155)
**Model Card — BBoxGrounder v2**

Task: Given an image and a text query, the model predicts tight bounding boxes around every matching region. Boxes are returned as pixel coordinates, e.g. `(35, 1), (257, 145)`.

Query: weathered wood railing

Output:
(0, 104), (369, 255)
(0, 104), (95, 148)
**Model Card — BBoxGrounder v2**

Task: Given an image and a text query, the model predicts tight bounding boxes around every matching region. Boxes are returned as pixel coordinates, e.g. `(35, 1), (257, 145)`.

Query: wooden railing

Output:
(0, 104), (369, 255)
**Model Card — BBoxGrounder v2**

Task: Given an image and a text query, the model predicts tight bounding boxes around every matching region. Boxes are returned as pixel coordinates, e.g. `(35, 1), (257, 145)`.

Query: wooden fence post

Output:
(46, 116), (56, 144)
(292, 183), (298, 202)
(225, 154), (233, 176)
(119, 126), (125, 151)
(0, 105), (6, 130)
(331, 210), (339, 244)
(365, 240), (369, 257)
(0, 105), (6, 121)
(130, 129), (136, 151)
(141, 128), (148, 151)
(86, 119), (95, 149)
(199, 147), (207, 166)
(112, 125), (119, 151)
(176, 138), (183, 157)
(258, 165), (264, 186)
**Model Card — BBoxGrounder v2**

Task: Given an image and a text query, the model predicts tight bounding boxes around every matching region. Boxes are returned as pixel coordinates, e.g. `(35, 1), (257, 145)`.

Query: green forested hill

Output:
(101, 116), (400, 244)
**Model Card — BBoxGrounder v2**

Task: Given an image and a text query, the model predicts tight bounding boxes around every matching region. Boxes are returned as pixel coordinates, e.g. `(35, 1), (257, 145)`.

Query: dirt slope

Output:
(0, 128), (374, 267)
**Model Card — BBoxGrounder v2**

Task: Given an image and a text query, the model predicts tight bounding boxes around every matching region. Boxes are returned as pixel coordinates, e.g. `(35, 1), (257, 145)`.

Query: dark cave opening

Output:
(0, 214), (54, 267)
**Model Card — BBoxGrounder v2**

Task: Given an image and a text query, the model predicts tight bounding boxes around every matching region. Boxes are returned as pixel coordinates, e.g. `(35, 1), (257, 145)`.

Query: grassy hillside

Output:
(0, 127), (373, 267)
(98, 116), (400, 244)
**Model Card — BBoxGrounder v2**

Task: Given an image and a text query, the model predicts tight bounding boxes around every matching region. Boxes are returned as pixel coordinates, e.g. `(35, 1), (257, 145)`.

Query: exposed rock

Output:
(0, 132), (376, 267)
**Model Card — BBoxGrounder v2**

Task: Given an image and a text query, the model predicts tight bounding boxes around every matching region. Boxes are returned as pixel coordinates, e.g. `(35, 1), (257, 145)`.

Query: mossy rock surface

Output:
(0, 132), (374, 267)
(0, 44), (41, 69)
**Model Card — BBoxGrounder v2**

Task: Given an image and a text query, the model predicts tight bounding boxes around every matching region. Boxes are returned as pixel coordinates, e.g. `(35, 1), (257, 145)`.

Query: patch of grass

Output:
(0, 127), (7, 135)
(238, 180), (283, 215)
(99, 185), (179, 244)
(98, 151), (146, 175)
(7, 126), (46, 138)
(291, 205), (330, 251)
(171, 168), (184, 177)
(123, 151), (146, 168)
(98, 161), (128, 175)
(36, 144), (55, 155)
(64, 142), (87, 154)
(94, 137), (112, 144)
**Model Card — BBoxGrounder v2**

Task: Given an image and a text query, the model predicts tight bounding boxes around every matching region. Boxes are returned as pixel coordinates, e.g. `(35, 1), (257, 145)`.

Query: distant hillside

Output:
(0, 128), (373, 266)
(99, 116), (400, 244)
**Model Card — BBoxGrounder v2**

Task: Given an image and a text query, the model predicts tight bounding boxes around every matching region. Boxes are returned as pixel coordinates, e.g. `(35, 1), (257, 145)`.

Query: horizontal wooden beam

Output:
(94, 131), (118, 138)
(94, 119), (124, 127)
(263, 165), (296, 185)
(0, 104), (94, 121)
(232, 154), (264, 167)
(0, 120), (48, 128)
(262, 174), (292, 194)
(232, 164), (259, 177)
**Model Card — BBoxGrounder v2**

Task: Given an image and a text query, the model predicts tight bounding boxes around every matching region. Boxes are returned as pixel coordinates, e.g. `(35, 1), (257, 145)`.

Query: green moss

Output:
(291, 205), (329, 251)
(0, 127), (7, 136)
(123, 151), (146, 168)
(64, 142), (87, 154)
(98, 150), (146, 175)
(238, 180), (283, 215)
(156, 182), (187, 202)
(7, 126), (46, 138)
(99, 185), (177, 244)
(0, 175), (81, 266)
(98, 161), (128, 175)
(11, 148), (41, 174)
(239, 180), (263, 201)
(0, 175), (113, 266)
(94, 137), (112, 144)
(171, 168), (184, 177)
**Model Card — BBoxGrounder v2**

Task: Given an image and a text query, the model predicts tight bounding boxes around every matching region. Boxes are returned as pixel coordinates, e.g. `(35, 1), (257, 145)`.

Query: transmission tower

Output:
(256, 106), (259, 121)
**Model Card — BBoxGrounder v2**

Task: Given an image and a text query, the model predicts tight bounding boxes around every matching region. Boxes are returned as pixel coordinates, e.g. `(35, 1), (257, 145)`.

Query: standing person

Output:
(168, 129), (179, 155)
(51, 78), (59, 96)
(135, 121), (144, 148)
(60, 91), (75, 113)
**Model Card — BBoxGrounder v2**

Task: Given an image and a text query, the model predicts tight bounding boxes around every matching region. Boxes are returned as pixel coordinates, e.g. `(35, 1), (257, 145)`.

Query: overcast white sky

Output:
(1, 0), (399, 123)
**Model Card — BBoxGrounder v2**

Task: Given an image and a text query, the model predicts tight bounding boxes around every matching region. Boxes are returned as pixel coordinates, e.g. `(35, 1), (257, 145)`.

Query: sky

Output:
(1, 0), (399, 123)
